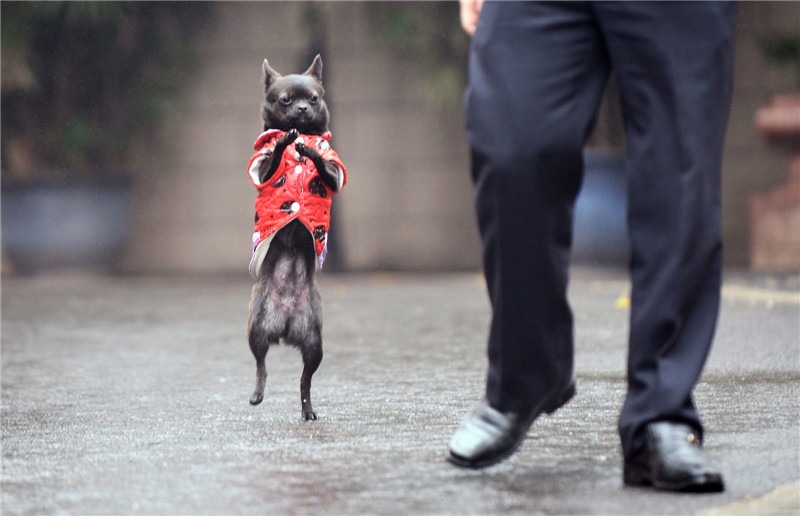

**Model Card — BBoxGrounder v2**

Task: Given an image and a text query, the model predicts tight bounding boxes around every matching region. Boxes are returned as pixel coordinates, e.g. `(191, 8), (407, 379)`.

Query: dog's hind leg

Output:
(290, 283), (324, 421)
(249, 337), (271, 406)
(299, 333), (323, 421)
(248, 322), (272, 406)
(248, 282), (272, 406)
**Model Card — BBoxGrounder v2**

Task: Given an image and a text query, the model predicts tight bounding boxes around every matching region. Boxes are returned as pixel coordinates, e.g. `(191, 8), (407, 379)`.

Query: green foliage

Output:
(1, 1), (211, 180)
(760, 31), (800, 90)
(366, 2), (470, 109)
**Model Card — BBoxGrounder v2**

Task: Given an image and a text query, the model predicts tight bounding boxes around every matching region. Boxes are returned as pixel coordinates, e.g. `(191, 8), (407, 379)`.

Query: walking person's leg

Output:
(449, 1), (610, 468)
(596, 1), (737, 491)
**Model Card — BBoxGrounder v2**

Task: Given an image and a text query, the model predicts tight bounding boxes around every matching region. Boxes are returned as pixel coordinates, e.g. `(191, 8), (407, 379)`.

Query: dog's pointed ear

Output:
(303, 54), (323, 84)
(263, 59), (282, 90)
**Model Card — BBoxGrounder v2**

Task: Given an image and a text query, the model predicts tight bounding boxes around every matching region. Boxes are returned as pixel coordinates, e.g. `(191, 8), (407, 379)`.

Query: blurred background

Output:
(2, 1), (799, 276)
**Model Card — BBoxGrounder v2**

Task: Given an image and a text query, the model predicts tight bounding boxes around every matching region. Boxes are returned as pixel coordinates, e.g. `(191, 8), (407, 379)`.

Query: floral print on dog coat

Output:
(247, 129), (347, 278)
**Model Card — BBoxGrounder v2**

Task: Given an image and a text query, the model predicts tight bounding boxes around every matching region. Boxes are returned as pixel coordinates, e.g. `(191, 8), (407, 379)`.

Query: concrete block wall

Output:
(326, 3), (478, 270)
(122, 1), (479, 274)
(123, 3), (303, 274)
(121, 1), (798, 274)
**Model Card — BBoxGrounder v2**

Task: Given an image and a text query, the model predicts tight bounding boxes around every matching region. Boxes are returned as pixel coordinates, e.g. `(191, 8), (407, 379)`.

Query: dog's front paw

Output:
(295, 142), (311, 157)
(250, 392), (264, 405)
(303, 409), (318, 421)
(278, 129), (299, 147)
(295, 141), (321, 159)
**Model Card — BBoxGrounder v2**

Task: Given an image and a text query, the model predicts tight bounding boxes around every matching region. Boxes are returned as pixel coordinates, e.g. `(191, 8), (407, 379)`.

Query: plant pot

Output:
(2, 179), (133, 275)
(750, 94), (800, 271)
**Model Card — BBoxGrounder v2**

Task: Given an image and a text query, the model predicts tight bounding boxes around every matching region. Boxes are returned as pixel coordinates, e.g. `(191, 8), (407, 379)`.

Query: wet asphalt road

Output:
(2, 267), (798, 515)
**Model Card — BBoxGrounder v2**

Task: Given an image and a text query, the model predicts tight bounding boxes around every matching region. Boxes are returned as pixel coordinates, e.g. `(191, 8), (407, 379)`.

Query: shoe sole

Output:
(447, 381), (576, 469)
(624, 465), (725, 493)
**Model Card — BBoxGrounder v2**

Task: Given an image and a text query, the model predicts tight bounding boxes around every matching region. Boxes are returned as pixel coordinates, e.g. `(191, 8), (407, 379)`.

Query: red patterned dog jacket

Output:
(247, 129), (347, 278)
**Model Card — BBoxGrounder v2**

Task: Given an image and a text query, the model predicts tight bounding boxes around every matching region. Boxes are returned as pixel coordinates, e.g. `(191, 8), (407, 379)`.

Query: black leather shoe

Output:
(447, 379), (575, 469)
(624, 422), (724, 493)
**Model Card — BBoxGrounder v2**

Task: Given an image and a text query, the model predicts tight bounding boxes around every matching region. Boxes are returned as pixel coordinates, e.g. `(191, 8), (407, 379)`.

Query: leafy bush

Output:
(1, 2), (211, 181)
(761, 31), (800, 90)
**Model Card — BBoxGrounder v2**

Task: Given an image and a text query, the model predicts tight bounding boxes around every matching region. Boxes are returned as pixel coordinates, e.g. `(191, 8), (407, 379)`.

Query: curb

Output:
(697, 481), (800, 516)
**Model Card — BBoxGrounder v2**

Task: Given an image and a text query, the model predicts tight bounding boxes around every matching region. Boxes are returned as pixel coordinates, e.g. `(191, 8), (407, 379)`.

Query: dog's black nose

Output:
(298, 105), (308, 113)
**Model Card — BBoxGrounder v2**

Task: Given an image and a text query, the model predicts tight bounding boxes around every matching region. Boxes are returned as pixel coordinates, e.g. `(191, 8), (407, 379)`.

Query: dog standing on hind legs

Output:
(246, 54), (347, 420)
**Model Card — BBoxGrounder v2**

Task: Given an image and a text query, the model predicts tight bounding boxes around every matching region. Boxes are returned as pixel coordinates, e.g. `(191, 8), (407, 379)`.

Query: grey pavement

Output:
(2, 267), (798, 515)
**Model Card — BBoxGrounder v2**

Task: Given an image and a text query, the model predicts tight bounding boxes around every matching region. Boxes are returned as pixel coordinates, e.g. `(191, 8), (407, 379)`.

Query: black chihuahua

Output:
(246, 55), (346, 420)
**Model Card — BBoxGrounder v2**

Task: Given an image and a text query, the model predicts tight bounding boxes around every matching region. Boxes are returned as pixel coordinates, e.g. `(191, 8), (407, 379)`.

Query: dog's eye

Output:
(280, 95), (292, 105)
(309, 95), (318, 104)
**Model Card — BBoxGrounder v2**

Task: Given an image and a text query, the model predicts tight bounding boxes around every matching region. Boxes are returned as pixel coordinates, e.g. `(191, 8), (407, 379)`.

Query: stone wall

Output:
(122, 1), (477, 274)
(120, 1), (799, 274)
(325, 3), (478, 271)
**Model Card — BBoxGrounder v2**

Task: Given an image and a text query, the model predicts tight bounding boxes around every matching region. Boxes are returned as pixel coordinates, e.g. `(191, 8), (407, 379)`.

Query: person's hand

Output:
(459, 0), (483, 36)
